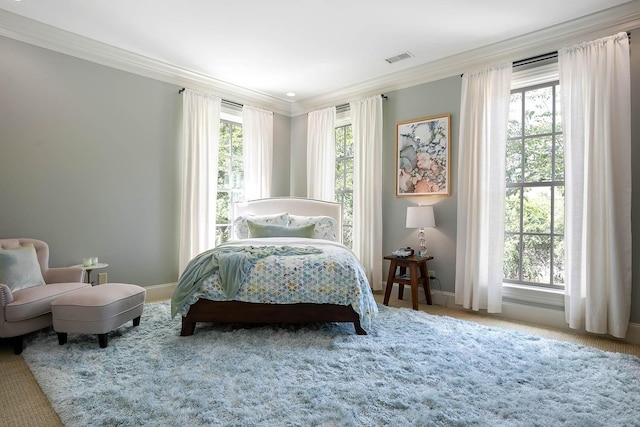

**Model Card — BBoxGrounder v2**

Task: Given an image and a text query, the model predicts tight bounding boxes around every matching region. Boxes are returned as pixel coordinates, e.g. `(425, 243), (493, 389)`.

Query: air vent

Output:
(385, 51), (414, 64)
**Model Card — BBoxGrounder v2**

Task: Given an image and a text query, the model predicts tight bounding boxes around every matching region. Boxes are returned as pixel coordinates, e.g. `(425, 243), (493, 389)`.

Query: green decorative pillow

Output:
(0, 244), (46, 292)
(247, 221), (315, 238)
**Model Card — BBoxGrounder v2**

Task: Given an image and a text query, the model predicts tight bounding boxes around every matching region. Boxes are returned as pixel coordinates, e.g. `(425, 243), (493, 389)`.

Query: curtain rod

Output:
(462, 32), (631, 77)
(336, 94), (388, 111)
(178, 88), (244, 109)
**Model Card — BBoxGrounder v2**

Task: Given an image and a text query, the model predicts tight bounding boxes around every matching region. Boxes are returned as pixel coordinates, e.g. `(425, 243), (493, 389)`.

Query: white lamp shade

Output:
(406, 206), (436, 228)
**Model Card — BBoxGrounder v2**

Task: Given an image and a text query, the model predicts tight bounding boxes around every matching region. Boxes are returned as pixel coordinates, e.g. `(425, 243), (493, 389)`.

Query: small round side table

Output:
(70, 263), (109, 285)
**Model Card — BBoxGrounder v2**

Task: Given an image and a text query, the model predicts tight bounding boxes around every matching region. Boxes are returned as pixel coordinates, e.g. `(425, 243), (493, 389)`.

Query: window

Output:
(503, 81), (564, 289)
(335, 123), (353, 248)
(216, 118), (243, 245)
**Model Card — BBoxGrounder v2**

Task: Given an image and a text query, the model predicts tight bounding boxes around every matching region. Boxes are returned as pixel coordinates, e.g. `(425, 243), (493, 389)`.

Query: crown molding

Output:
(289, 1), (640, 116)
(0, 9), (293, 116)
(1, 2), (638, 118)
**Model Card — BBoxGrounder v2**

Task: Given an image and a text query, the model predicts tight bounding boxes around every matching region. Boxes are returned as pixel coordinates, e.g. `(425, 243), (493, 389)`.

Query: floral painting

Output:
(396, 114), (450, 196)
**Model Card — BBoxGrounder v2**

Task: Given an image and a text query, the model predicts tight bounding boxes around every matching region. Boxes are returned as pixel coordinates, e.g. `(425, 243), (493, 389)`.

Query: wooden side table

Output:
(383, 254), (433, 310)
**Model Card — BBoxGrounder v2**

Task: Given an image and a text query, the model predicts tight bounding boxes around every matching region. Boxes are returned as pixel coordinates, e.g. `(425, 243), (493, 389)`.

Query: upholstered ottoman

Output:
(51, 283), (146, 348)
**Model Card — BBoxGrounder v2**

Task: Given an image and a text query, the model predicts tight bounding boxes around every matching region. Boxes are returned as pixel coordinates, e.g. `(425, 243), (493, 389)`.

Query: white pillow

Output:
(233, 212), (290, 239)
(0, 244), (46, 292)
(288, 214), (338, 241)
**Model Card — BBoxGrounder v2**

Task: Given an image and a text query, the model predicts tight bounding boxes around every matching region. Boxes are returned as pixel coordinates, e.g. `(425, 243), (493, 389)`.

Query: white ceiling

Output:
(0, 0), (638, 114)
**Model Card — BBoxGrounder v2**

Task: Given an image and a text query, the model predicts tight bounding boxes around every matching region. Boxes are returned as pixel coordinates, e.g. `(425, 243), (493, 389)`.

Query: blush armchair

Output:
(0, 238), (90, 354)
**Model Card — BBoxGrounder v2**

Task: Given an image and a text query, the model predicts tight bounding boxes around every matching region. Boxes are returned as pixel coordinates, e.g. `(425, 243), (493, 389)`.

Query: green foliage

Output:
(504, 83), (564, 288)
(216, 120), (244, 245)
(335, 124), (354, 248)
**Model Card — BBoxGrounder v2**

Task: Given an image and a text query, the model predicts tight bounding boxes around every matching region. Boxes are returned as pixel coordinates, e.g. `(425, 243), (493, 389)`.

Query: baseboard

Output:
(144, 282), (176, 302)
(430, 289), (640, 345)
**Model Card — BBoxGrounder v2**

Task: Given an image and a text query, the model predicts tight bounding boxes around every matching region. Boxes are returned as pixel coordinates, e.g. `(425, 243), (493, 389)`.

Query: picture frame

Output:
(396, 114), (451, 197)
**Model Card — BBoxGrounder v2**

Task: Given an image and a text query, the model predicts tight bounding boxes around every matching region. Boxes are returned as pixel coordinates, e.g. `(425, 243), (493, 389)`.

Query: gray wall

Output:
(289, 114), (307, 197)
(381, 77), (461, 297)
(0, 35), (291, 286)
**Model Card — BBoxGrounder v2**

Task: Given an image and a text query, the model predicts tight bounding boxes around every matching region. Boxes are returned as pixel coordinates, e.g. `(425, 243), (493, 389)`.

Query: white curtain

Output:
(455, 63), (512, 313)
(306, 106), (336, 201)
(242, 105), (273, 201)
(559, 33), (632, 338)
(178, 89), (221, 273)
(350, 95), (383, 291)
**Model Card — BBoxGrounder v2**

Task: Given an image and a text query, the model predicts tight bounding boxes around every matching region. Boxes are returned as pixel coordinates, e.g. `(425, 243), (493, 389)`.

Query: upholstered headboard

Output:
(233, 197), (342, 243)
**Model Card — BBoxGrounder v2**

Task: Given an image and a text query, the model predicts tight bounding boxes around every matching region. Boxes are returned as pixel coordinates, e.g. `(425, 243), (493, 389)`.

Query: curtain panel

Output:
(242, 105), (274, 201)
(455, 63), (512, 313)
(560, 32), (632, 338)
(306, 106), (337, 201)
(350, 95), (383, 290)
(178, 89), (222, 273)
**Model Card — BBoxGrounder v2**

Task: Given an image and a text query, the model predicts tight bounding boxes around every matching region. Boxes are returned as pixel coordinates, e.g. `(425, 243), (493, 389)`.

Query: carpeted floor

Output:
(2, 295), (640, 426)
(12, 300), (640, 426)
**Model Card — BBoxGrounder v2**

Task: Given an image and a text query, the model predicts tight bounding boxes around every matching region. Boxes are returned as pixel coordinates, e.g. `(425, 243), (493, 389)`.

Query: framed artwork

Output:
(396, 114), (451, 196)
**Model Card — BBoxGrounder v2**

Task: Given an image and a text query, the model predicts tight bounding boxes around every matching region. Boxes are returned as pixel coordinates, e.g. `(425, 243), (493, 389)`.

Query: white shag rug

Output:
(22, 302), (640, 426)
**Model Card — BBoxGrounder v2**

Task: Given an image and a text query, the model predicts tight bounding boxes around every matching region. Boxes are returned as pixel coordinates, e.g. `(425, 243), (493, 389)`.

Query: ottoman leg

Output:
(57, 332), (67, 345)
(133, 315), (141, 327)
(98, 334), (108, 348)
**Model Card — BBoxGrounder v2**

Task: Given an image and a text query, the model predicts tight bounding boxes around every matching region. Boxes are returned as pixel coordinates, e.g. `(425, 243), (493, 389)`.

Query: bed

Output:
(171, 197), (378, 336)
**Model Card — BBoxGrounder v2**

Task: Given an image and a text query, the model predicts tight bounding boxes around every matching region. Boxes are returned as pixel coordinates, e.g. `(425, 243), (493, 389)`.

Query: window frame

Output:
(502, 59), (567, 310)
(334, 110), (353, 248)
(216, 111), (243, 245)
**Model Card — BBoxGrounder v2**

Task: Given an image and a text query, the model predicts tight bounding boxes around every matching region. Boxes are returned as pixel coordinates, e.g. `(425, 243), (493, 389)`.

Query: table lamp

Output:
(406, 206), (436, 258)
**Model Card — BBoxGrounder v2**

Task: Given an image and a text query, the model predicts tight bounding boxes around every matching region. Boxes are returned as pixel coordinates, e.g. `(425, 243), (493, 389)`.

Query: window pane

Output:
(335, 127), (345, 157)
(218, 157), (230, 187)
(343, 225), (353, 248)
(231, 159), (243, 189)
(508, 92), (522, 138)
(522, 234), (551, 284)
(505, 188), (521, 233)
(506, 139), (522, 183)
(232, 125), (243, 156)
(524, 136), (553, 182)
(554, 186), (565, 234)
(555, 85), (562, 133)
(553, 236), (564, 285)
(335, 160), (345, 190)
(524, 87), (553, 136)
(523, 186), (551, 233)
(555, 134), (564, 181)
(345, 126), (354, 157)
(503, 234), (520, 280)
(219, 125), (231, 157)
(343, 192), (353, 226)
(216, 192), (230, 224)
(345, 158), (354, 189)
(216, 226), (230, 247)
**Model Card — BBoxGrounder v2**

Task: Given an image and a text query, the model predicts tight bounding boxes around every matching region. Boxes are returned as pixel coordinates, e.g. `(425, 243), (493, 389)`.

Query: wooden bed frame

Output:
(179, 197), (367, 336)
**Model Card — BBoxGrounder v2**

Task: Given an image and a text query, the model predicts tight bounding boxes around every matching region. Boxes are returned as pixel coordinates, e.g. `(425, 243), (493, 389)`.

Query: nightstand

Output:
(383, 254), (433, 310)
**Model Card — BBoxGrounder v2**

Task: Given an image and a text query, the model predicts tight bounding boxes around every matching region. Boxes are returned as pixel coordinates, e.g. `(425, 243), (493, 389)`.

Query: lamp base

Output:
(417, 228), (427, 258)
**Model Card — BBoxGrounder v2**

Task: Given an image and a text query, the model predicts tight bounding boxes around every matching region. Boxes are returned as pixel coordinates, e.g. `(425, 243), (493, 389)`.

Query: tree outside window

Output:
(335, 124), (353, 248)
(216, 119), (243, 245)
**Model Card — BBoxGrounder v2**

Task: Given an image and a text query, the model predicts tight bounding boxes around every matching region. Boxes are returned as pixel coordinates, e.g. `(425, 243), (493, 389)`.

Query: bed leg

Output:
(180, 318), (196, 336)
(353, 321), (367, 335)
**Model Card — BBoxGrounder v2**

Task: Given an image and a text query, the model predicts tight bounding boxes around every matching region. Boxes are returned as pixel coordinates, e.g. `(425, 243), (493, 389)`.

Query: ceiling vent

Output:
(385, 51), (414, 64)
